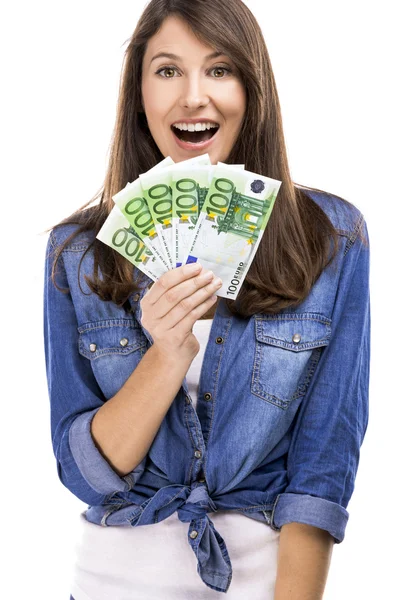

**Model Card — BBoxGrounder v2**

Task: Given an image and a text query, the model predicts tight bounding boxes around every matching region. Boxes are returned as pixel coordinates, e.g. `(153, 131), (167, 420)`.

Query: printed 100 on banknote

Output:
(183, 164), (281, 300)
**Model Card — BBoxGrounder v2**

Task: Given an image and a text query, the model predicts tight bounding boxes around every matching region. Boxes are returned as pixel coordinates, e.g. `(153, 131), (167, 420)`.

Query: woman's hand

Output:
(140, 263), (222, 362)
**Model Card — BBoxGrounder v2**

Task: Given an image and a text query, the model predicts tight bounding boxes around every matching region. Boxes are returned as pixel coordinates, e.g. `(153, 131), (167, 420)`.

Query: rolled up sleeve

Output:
(43, 232), (135, 505)
(271, 217), (370, 543)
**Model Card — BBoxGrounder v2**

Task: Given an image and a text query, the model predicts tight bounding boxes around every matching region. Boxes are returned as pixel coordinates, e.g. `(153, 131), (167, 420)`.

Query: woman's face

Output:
(141, 16), (247, 165)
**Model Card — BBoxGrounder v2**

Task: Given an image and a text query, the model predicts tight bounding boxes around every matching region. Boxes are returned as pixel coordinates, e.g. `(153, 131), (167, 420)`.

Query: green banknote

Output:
(96, 205), (167, 281)
(171, 163), (212, 267)
(112, 157), (174, 271)
(183, 165), (282, 300)
(140, 154), (210, 269)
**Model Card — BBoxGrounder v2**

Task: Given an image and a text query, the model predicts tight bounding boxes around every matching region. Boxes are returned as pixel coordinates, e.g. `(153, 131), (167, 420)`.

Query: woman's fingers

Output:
(154, 269), (216, 319)
(177, 294), (218, 332)
(161, 276), (222, 330)
(140, 261), (222, 358)
(139, 263), (222, 360)
(144, 263), (203, 305)
(143, 266), (219, 320)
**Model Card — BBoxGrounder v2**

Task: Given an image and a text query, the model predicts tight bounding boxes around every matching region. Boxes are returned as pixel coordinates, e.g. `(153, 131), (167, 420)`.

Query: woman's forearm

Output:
(90, 344), (193, 477)
(274, 522), (334, 600)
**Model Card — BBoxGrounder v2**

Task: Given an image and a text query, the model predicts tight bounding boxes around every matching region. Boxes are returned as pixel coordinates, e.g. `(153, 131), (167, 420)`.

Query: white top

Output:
(70, 319), (280, 600)
(186, 318), (213, 407)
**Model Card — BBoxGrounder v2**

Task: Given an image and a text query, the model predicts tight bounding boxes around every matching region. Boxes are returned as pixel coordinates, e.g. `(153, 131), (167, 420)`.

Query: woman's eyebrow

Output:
(150, 51), (225, 64)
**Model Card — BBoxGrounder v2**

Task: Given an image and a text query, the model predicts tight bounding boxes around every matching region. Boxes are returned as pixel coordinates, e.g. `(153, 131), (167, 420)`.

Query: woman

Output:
(44, 0), (370, 598)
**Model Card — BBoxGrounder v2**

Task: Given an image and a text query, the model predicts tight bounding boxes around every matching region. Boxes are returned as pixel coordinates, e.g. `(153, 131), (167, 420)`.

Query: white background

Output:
(2, 0), (401, 598)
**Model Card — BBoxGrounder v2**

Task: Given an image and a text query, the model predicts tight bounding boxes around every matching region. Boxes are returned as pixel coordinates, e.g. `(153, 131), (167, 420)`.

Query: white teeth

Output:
(172, 122), (219, 131)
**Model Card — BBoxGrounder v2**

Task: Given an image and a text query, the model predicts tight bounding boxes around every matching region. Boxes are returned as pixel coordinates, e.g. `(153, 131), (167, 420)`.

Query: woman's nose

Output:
(179, 75), (210, 110)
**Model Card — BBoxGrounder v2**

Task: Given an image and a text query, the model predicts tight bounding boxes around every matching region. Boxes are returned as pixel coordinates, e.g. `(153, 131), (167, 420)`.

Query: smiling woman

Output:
(141, 16), (246, 164)
(43, 1), (370, 599)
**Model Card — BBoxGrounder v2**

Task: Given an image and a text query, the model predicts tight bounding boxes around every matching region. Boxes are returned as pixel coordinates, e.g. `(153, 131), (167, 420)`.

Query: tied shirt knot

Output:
(131, 483), (233, 593)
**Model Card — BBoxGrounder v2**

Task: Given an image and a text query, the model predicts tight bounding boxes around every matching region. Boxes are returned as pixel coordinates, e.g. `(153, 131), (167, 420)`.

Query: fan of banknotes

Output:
(97, 154), (282, 300)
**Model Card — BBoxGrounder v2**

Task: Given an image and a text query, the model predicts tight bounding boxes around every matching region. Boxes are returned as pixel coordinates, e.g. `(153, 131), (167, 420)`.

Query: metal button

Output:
(89, 343), (97, 352)
(198, 475), (206, 483)
(204, 392), (212, 401)
(185, 395), (192, 405)
(189, 530), (198, 539)
(292, 333), (301, 344)
(194, 450), (202, 459)
(133, 293), (140, 302)
(120, 337), (129, 347)
(215, 336), (224, 344)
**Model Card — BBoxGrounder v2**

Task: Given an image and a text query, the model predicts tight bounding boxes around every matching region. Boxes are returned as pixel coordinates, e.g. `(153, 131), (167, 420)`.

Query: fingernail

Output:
(185, 262), (201, 271)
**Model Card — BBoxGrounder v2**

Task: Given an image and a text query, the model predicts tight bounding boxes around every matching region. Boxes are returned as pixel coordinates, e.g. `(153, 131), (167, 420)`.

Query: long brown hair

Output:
(49, 0), (340, 318)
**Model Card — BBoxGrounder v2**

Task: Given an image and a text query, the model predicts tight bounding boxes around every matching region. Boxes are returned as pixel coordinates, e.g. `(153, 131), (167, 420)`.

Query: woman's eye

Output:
(156, 67), (178, 78)
(211, 67), (231, 78)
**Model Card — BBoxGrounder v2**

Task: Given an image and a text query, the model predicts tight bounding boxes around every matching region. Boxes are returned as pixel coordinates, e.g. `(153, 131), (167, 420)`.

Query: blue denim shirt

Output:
(43, 189), (370, 593)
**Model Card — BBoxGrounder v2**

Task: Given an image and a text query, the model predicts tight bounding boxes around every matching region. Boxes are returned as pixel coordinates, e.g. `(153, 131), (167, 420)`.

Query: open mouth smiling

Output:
(171, 121), (220, 144)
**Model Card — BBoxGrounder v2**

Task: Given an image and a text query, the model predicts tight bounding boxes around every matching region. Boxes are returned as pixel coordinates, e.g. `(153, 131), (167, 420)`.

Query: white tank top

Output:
(70, 319), (279, 600)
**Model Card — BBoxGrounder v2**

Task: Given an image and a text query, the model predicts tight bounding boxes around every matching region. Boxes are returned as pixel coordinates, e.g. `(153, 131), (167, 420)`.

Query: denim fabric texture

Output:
(44, 189), (370, 594)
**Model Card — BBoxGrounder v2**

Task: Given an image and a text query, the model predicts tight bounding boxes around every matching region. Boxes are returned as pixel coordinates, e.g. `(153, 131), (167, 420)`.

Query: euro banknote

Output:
(182, 165), (281, 300)
(139, 154), (210, 269)
(111, 157), (174, 270)
(171, 164), (212, 267)
(171, 161), (245, 267)
(96, 205), (167, 281)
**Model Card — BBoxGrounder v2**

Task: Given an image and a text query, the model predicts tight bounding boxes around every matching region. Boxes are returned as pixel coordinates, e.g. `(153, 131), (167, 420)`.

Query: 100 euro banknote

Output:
(171, 164), (212, 267)
(111, 157), (174, 271)
(183, 165), (282, 300)
(96, 205), (167, 281)
(172, 161), (244, 267)
(139, 154), (210, 269)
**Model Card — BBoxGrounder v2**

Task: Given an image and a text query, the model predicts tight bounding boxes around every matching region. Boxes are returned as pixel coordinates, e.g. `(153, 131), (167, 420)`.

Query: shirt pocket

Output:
(251, 313), (331, 410)
(78, 318), (148, 399)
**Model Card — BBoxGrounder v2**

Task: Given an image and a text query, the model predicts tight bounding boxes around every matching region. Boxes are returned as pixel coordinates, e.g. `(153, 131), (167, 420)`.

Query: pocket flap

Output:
(78, 318), (146, 359)
(255, 313), (331, 352)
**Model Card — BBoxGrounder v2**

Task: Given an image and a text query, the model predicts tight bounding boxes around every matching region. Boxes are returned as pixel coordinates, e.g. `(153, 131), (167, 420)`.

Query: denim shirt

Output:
(43, 189), (370, 594)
